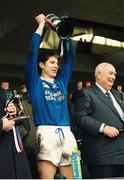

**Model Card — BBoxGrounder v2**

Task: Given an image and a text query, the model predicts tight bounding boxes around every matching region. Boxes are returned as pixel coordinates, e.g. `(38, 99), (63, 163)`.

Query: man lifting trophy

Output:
(25, 13), (81, 179)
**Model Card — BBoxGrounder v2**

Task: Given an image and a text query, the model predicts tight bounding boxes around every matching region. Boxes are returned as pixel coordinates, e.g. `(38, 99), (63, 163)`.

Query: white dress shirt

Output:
(95, 83), (124, 132)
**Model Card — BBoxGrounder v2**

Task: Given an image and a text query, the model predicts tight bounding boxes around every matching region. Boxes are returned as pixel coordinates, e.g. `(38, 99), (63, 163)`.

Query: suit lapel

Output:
(93, 85), (122, 119)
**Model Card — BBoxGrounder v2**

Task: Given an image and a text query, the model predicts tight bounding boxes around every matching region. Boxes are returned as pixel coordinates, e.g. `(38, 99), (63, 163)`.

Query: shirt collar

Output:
(40, 76), (55, 83)
(95, 82), (110, 94)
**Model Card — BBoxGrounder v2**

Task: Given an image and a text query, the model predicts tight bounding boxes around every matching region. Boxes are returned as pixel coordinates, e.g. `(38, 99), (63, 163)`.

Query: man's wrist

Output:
(35, 24), (44, 35)
(99, 123), (106, 133)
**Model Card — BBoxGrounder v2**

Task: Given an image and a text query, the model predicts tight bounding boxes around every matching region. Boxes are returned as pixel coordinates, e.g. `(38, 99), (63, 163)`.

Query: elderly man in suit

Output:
(75, 62), (124, 179)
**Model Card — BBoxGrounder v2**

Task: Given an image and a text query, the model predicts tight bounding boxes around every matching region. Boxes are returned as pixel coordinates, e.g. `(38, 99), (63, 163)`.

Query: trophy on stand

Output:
(46, 13), (74, 39)
(5, 90), (30, 122)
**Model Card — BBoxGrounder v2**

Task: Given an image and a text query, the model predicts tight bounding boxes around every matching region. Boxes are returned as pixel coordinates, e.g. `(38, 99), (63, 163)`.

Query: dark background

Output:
(0, 0), (124, 91)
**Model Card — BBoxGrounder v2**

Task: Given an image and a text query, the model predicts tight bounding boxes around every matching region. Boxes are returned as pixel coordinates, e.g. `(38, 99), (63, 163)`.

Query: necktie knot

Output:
(105, 91), (111, 98)
(105, 91), (114, 106)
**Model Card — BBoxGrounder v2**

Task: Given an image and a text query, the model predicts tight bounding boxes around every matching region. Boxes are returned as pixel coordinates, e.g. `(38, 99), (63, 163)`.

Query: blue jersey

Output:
(26, 33), (74, 126)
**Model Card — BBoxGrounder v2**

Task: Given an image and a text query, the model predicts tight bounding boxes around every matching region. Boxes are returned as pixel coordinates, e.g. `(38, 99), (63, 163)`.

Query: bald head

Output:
(95, 62), (116, 91)
(95, 63), (115, 77)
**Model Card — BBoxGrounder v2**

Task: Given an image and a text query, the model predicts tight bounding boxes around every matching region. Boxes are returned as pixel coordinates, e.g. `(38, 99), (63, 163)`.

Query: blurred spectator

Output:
(0, 80), (13, 101)
(1, 80), (9, 90)
(116, 85), (124, 102)
(72, 81), (83, 104)
(84, 80), (91, 87)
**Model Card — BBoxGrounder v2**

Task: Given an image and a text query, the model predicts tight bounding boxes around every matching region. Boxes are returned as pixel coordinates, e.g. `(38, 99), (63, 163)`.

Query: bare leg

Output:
(38, 160), (57, 179)
(59, 165), (73, 179)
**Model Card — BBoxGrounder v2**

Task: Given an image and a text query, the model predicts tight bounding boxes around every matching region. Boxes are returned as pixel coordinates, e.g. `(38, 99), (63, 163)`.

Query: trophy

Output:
(5, 90), (30, 121)
(46, 13), (74, 39)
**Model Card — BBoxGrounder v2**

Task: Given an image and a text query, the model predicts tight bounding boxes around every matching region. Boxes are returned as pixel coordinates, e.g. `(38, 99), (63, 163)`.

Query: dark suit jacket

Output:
(76, 84), (124, 165)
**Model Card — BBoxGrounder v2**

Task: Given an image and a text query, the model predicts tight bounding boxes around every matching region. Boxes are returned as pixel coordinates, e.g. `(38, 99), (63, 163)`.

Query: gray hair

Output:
(95, 62), (114, 78)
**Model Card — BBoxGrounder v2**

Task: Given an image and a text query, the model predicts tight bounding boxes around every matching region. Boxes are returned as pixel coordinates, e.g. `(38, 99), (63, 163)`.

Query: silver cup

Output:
(46, 13), (74, 39)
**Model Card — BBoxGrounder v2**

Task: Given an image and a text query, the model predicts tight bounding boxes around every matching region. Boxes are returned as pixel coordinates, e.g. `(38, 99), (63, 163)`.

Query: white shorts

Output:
(36, 125), (77, 167)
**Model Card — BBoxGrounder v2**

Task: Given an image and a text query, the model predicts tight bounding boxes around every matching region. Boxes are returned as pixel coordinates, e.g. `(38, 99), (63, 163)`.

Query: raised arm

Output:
(57, 38), (75, 88)
(25, 14), (46, 98)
